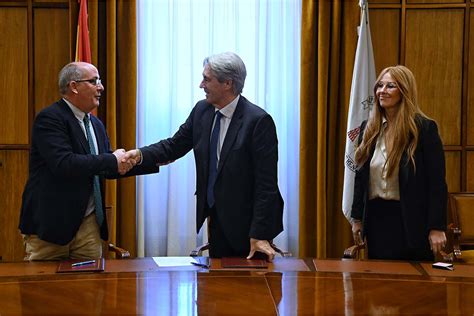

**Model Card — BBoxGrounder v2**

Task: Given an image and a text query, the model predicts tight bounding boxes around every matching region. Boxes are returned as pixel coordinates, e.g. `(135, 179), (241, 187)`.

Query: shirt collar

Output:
(216, 95), (240, 119)
(63, 98), (88, 122)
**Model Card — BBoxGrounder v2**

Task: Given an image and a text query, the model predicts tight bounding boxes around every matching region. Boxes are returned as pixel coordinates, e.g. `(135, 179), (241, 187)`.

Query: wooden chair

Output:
(189, 217), (292, 258)
(343, 230), (366, 259)
(104, 206), (130, 259)
(442, 192), (474, 263)
(342, 193), (474, 262)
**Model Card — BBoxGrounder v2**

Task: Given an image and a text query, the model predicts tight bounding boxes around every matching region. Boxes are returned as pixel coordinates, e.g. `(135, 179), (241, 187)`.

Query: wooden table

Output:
(0, 258), (473, 315)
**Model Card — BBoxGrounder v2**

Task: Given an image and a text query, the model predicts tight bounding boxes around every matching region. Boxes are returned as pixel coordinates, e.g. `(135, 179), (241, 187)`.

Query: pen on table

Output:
(191, 261), (209, 269)
(71, 260), (96, 267)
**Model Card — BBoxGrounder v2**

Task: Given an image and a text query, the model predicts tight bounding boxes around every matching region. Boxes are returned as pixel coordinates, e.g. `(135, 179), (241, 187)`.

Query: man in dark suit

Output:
(128, 52), (284, 260)
(19, 62), (159, 260)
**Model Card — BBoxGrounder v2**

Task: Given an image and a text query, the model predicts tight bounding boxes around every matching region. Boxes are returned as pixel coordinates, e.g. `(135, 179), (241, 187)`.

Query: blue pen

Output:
(71, 260), (96, 267)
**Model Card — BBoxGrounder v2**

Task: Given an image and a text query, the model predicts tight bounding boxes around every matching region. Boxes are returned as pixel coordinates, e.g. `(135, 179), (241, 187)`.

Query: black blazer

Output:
(140, 96), (284, 253)
(19, 99), (159, 245)
(351, 115), (447, 249)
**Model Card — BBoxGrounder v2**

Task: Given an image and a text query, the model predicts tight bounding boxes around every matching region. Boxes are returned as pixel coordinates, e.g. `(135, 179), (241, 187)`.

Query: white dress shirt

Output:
(63, 98), (99, 217)
(211, 95), (240, 161)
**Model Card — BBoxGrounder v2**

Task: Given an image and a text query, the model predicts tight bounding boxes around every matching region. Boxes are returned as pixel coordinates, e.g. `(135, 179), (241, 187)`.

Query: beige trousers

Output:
(23, 213), (102, 261)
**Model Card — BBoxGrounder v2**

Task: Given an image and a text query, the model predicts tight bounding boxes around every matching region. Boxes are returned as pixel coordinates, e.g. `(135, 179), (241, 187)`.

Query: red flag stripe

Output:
(75, 0), (91, 63)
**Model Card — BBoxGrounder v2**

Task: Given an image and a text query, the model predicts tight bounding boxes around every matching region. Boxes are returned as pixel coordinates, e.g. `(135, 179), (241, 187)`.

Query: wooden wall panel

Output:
(467, 152), (474, 191)
(407, 0), (464, 3)
(0, 151), (29, 261)
(405, 9), (464, 146)
(445, 151), (461, 192)
(33, 8), (70, 115)
(0, 3), (71, 261)
(34, 0), (68, 2)
(468, 10), (474, 145)
(371, 9), (400, 74)
(371, 0), (400, 3)
(0, 8), (29, 145)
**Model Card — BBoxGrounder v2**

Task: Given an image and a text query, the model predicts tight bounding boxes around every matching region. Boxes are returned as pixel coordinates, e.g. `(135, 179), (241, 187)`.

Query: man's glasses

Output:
(75, 78), (102, 86)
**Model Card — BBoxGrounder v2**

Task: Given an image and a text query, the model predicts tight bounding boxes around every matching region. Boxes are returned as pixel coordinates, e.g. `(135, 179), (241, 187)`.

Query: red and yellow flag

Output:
(75, 0), (97, 115)
(75, 0), (91, 63)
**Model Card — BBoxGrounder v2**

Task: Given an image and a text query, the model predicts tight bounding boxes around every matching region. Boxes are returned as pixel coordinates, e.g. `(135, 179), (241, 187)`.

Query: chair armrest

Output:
(439, 250), (454, 262)
(190, 243), (210, 257)
(108, 243), (131, 259)
(441, 223), (462, 262)
(448, 223), (462, 260)
(343, 243), (365, 259)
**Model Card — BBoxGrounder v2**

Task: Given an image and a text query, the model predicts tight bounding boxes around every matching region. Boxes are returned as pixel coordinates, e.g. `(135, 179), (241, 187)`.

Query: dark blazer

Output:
(140, 96), (284, 253)
(19, 99), (159, 245)
(351, 115), (447, 249)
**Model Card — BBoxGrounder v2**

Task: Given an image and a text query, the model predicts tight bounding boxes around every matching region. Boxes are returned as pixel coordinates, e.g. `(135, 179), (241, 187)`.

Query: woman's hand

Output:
(351, 220), (363, 245)
(429, 230), (447, 255)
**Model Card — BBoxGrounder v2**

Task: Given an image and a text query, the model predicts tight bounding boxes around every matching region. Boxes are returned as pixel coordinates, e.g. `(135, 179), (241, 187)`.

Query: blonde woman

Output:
(350, 65), (447, 261)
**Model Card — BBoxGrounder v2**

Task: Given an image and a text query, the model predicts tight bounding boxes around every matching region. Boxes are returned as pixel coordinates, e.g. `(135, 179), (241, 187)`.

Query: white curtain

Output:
(136, 0), (301, 257)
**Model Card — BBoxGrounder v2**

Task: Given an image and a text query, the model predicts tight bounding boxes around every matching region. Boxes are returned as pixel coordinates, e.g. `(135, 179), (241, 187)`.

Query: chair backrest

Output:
(104, 205), (130, 259)
(344, 193), (474, 261)
(449, 193), (474, 247)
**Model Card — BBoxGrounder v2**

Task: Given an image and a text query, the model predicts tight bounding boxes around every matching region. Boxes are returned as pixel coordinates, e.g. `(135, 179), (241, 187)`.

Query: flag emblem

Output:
(348, 127), (360, 142)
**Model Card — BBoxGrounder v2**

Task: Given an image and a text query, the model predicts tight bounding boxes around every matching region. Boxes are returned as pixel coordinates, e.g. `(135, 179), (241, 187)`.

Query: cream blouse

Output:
(368, 119), (400, 201)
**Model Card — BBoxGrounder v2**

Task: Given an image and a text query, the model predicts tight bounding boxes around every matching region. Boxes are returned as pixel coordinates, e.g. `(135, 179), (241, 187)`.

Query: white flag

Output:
(342, 0), (376, 221)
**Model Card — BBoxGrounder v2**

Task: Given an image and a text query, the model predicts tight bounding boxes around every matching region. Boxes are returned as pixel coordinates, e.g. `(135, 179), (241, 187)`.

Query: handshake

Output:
(112, 149), (141, 175)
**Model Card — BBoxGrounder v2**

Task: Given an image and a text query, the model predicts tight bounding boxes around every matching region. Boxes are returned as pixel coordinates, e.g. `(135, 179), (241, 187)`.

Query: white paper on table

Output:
(152, 256), (198, 267)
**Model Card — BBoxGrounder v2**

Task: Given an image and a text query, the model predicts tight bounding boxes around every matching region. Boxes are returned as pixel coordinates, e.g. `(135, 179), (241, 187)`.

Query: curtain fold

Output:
(299, 0), (318, 258)
(79, 0), (137, 256)
(104, 0), (138, 257)
(299, 0), (360, 258)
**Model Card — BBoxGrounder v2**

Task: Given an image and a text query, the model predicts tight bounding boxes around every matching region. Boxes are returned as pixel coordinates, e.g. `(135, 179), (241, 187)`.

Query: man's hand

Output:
(124, 149), (142, 164)
(429, 229), (447, 256)
(247, 238), (276, 262)
(113, 149), (136, 175)
(124, 148), (175, 167)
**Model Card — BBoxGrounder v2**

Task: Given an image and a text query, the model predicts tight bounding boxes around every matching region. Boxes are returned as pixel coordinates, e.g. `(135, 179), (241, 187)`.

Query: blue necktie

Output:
(83, 115), (104, 227)
(207, 111), (223, 208)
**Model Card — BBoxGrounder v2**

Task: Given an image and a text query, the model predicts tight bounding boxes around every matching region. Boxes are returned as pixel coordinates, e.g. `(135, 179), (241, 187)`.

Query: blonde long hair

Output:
(355, 65), (428, 176)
